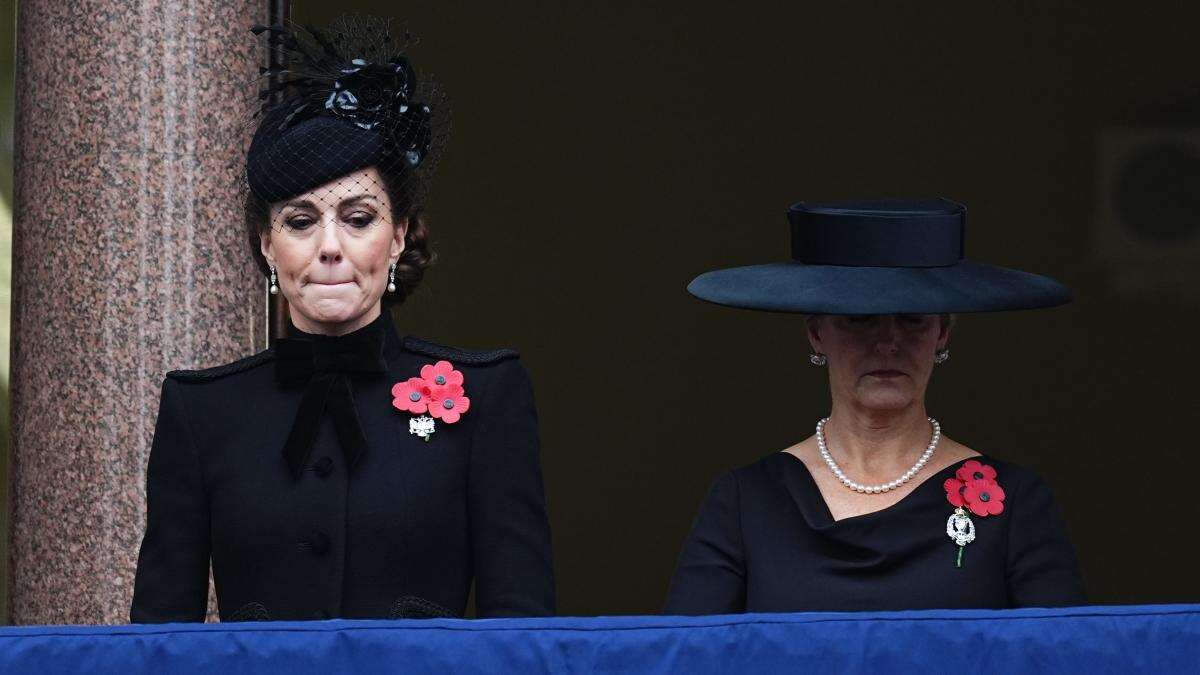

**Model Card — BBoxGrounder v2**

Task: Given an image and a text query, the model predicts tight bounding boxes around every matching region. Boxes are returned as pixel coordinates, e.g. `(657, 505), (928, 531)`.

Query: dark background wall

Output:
(296, 1), (1200, 615)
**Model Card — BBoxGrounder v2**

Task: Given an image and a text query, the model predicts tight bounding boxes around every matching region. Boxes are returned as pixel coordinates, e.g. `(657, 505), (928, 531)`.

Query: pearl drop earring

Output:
(269, 266), (278, 295)
(387, 263), (397, 293)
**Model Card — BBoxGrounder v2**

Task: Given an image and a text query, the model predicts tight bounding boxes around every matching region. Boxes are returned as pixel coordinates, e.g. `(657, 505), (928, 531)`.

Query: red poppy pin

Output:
(391, 360), (471, 441)
(943, 460), (1006, 568)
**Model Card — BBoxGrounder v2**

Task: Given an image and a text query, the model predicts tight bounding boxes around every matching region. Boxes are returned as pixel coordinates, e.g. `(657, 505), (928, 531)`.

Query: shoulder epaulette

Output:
(401, 336), (519, 366)
(166, 350), (275, 382)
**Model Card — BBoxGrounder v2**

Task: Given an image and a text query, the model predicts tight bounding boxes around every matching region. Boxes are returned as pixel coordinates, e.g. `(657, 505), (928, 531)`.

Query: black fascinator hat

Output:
(688, 199), (1070, 314)
(246, 15), (448, 204)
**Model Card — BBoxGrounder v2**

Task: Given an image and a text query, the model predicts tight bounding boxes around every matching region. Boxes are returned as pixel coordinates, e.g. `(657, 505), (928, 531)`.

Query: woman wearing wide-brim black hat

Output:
(130, 16), (554, 622)
(665, 199), (1085, 614)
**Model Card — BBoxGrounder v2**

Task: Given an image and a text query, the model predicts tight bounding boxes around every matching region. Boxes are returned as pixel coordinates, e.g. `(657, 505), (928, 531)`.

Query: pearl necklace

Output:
(815, 417), (941, 494)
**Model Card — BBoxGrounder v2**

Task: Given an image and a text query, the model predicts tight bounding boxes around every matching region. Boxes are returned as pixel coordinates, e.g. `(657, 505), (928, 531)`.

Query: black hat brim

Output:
(687, 260), (1070, 314)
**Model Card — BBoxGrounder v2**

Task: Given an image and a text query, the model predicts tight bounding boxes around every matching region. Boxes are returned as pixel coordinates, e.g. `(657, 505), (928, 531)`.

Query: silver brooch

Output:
(408, 415), (436, 441)
(946, 507), (975, 567)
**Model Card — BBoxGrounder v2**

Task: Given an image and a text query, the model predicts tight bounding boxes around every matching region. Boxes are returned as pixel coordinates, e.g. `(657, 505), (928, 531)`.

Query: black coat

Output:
(665, 453), (1084, 614)
(131, 313), (555, 622)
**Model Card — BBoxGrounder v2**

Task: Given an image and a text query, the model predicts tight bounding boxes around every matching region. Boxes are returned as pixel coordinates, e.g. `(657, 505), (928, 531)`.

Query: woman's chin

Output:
(295, 298), (370, 329)
(855, 390), (916, 412)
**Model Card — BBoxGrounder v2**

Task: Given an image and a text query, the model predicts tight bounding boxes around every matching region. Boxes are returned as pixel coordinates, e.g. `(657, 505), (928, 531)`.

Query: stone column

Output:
(8, 0), (267, 624)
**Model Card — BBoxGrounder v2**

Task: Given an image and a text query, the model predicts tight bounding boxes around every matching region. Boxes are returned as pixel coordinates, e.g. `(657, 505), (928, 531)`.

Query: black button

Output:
(312, 610), (329, 620)
(313, 457), (333, 477)
(310, 532), (330, 556)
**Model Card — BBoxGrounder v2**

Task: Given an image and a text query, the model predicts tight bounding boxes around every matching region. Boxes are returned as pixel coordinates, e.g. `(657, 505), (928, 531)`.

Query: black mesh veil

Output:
(246, 15), (449, 209)
(241, 15), (448, 300)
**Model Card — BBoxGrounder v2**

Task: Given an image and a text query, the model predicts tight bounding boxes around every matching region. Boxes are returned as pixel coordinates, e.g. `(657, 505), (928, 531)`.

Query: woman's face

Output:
(261, 167), (406, 335)
(808, 314), (951, 413)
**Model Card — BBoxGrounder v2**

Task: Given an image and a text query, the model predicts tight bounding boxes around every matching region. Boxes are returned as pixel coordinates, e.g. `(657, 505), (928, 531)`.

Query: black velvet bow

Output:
(275, 326), (388, 478)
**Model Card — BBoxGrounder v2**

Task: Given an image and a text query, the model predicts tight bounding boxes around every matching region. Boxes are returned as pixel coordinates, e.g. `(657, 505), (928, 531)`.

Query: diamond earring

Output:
(934, 347), (950, 364)
(269, 266), (279, 295)
(809, 353), (827, 367)
(387, 263), (397, 293)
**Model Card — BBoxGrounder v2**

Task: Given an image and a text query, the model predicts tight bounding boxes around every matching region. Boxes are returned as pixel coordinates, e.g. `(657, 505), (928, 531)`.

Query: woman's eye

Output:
(285, 216), (315, 230)
(344, 211), (376, 228)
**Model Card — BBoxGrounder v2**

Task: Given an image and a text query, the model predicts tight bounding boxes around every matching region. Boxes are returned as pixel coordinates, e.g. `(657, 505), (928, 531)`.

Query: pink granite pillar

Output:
(8, 0), (267, 624)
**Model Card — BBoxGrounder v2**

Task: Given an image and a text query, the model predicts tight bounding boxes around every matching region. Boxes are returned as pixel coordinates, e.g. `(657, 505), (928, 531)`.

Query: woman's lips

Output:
(865, 370), (906, 378)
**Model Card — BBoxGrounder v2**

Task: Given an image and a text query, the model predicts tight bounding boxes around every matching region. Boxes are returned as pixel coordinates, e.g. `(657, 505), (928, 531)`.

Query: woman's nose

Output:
(317, 214), (343, 263)
(873, 316), (901, 353)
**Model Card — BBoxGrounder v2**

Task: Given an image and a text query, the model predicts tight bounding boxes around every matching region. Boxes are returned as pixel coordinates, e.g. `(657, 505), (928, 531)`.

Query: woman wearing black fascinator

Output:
(666, 199), (1085, 614)
(131, 15), (554, 622)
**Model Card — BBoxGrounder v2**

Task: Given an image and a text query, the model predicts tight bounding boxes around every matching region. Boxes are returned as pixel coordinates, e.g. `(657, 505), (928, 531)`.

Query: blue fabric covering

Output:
(2, 605), (1196, 674)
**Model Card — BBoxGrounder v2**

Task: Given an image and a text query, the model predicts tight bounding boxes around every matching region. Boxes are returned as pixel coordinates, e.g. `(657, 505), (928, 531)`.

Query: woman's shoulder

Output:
(714, 451), (802, 493)
(923, 436), (1047, 490)
(972, 454), (1055, 494)
(400, 336), (533, 406)
(942, 448), (1064, 515)
(164, 348), (275, 385)
(400, 335), (521, 369)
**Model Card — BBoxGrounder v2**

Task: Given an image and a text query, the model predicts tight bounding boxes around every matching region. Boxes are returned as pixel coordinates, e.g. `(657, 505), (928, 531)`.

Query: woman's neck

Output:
(289, 304), (382, 337)
(822, 402), (933, 477)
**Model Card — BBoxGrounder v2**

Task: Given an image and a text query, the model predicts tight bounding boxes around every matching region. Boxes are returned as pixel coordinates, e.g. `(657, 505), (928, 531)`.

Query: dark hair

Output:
(244, 162), (434, 306)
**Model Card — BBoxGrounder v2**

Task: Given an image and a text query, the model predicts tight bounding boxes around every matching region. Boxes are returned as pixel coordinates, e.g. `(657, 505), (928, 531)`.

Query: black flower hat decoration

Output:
(246, 15), (448, 204)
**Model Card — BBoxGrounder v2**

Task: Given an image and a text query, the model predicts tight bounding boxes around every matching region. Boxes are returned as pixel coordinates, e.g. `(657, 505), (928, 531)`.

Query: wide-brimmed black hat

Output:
(688, 199), (1070, 314)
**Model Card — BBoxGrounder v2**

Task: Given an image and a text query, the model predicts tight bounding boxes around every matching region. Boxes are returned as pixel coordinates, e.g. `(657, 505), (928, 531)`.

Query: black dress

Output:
(131, 312), (555, 622)
(665, 452), (1084, 614)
